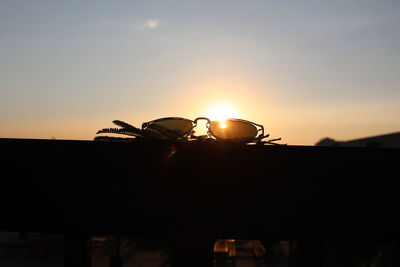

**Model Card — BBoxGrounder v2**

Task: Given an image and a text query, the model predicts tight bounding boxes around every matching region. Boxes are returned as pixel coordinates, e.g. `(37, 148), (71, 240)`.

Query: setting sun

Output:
(205, 104), (239, 122)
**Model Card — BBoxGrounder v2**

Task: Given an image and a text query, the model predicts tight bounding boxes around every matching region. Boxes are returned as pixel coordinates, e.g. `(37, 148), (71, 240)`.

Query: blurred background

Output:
(0, 233), (396, 267)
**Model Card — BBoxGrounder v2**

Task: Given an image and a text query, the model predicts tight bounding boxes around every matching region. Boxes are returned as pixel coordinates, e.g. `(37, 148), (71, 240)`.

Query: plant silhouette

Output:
(95, 120), (189, 142)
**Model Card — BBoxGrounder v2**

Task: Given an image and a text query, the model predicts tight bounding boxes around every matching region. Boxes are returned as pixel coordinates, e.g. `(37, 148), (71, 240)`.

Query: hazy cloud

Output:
(96, 18), (160, 31)
(142, 19), (159, 29)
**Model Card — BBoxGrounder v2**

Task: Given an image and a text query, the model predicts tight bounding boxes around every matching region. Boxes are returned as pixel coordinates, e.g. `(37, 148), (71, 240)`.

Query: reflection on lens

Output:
(147, 118), (193, 139)
(209, 120), (258, 141)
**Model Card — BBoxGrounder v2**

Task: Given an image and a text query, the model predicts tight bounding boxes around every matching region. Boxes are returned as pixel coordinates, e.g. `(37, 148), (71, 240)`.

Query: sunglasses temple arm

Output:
(269, 137), (281, 142)
(258, 125), (269, 140)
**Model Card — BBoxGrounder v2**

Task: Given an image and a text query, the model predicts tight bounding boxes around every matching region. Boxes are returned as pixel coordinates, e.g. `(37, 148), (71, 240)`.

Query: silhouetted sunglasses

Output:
(142, 117), (269, 143)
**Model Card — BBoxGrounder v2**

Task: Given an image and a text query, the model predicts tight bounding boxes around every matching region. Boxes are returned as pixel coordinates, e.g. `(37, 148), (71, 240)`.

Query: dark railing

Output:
(1, 138), (399, 266)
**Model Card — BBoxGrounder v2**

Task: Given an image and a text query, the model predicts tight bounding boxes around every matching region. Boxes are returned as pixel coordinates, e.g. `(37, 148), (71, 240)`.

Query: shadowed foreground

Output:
(0, 138), (399, 266)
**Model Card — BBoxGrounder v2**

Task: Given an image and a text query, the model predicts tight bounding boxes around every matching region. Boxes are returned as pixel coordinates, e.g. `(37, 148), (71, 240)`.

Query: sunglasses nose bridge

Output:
(193, 117), (211, 125)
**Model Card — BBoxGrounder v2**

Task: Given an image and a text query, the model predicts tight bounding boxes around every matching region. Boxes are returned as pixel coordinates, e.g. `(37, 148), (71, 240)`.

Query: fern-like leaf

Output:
(94, 136), (135, 142)
(112, 120), (144, 135)
(96, 127), (144, 137)
(112, 120), (135, 129)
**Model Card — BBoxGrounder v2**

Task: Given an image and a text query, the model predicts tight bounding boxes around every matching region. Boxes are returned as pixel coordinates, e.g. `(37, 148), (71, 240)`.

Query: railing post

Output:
(110, 235), (122, 267)
(64, 232), (92, 267)
(170, 235), (215, 267)
(298, 241), (322, 267)
(394, 242), (400, 267)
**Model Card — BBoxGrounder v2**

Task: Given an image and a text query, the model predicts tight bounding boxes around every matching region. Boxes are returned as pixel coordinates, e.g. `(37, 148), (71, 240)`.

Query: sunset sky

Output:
(1, 0), (399, 145)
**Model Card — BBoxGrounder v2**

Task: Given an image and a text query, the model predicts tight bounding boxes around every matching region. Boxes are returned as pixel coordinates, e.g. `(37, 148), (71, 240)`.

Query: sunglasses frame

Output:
(142, 117), (267, 143)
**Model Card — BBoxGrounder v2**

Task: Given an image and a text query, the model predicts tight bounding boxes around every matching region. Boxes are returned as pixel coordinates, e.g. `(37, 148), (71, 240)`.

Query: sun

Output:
(205, 104), (239, 122)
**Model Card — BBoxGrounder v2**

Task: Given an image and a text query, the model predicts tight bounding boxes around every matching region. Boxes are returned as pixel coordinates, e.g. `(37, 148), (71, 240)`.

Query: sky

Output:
(1, 0), (399, 145)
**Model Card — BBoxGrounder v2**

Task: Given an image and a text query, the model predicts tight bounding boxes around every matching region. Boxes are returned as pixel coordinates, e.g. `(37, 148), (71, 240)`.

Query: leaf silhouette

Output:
(94, 136), (135, 141)
(112, 120), (136, 129)
(96, 127), (144, 137)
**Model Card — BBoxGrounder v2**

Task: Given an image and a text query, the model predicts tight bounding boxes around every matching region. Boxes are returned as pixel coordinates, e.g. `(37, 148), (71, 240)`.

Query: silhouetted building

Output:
(316, 132), (400, 148)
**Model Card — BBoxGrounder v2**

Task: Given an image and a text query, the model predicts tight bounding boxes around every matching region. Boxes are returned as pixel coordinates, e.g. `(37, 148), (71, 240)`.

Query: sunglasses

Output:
(97, 117), (281, 144)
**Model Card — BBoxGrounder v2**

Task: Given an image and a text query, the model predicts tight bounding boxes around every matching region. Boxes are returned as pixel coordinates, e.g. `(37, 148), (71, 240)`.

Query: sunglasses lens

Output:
(147, 118), (193, 139)
(209, 120), (258, 141)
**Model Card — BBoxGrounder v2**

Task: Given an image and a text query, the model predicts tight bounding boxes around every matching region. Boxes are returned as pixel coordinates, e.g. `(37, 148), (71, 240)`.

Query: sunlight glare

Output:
(205, 104), (239, 122)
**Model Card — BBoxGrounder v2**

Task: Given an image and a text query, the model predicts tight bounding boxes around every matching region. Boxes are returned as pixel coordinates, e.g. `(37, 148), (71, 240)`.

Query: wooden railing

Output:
(1, 138), (399, 266)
